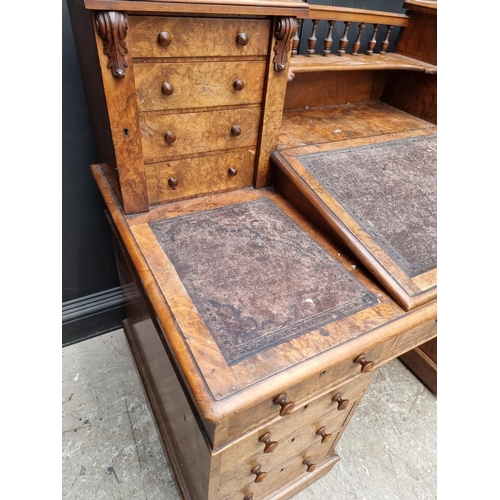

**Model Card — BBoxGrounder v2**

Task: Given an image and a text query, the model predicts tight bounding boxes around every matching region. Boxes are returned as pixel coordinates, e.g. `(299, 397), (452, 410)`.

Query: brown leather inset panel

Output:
(149, 198), (378, 364)
(298, 135), (437, 277)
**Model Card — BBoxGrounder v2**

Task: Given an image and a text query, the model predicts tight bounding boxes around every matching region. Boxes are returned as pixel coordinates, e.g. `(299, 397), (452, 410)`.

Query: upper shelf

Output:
(289, 52), (436, 75)
(290, 2), (436, 76)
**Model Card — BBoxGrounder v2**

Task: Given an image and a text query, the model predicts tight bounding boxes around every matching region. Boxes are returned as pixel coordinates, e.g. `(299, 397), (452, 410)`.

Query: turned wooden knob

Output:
(164, 131), (176, 144)
(332, 393), (350, 410)
(233, 79), (245, 90)
(303, 458), (317, 472)
(168, 177), (178, 189)
(236, 32), (249, 46)
(354, 354), (375, 372)
(316, 427), (332, 443)
(273, 394), (295, 416)
(231, 125), (242, 136)
(259, 432), (278, 453)
(251, 465), (267, 483)
(157, 31), (172, 47)
(228, 167), (238, 177)
(161, 82), (174, 95)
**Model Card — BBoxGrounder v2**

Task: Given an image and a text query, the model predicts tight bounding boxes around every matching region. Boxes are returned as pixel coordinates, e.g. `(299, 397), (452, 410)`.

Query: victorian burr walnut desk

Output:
(68, 0), (437, 498)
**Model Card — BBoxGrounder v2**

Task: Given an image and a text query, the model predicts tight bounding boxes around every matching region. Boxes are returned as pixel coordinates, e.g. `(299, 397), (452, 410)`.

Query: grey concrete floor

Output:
(62, 329), (436, 500)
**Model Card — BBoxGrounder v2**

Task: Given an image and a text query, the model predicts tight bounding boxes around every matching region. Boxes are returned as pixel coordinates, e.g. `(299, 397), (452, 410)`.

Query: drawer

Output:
(218, 371), (374, 476)
(128, 16), (270, 59)
(145, 149), (256, 204)
(225, 440), (338, 500)
(135, 61), (266, 112)
(220, 338), (394, 448)
(391, 318), (437, 358)
(140, 108), (261, 163)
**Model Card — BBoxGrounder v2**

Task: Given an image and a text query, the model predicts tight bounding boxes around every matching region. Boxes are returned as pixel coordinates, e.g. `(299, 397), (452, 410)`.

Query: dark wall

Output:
(62, 0), (124, 345)
(62, 0), (407, 345)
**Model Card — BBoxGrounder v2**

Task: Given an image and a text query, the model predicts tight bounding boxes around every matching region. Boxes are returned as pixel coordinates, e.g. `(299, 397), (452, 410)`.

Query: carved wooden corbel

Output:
(95, 11), (129, 79)
(273, 17), (298, 72)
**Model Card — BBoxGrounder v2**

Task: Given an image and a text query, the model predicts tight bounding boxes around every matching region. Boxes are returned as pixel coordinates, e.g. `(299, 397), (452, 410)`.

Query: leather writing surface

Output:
(150, 198), (378, 364)
(299, 135), (437, 277)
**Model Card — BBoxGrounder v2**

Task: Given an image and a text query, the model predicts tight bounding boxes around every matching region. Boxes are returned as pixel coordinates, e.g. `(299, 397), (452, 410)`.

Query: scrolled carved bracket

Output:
(95, 11), (129, 79)
(273, 17), (298, 72)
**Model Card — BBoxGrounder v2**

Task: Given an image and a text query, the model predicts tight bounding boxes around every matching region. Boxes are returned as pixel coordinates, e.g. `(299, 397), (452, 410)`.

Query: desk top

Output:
(94, 163), (436, 422)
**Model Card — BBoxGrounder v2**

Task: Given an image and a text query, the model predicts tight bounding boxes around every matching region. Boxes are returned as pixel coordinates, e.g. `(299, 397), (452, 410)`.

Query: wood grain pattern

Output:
(94, 11), (149, 214)
(381, 69), (437, 124)
(217, 372), (374, 475)
(304, 4), (408, 25)
(279, 102), (434, 149)
(289, 52), (436, 74)
(413, 268), (437, 291)
(139, 107), (261, 163)
(391, 318), (436, 356)
(284, 71), (388, 111)
(253, 18), (292, 188)
(129, 16), (271, 59)
(396, 9), (437, 65)
(228, 441), (339, 500)
(134, 60), (266, 112)
(146, 149), (256, 205)
(85, 0), (309, 17)
(243, 455), (339, 500)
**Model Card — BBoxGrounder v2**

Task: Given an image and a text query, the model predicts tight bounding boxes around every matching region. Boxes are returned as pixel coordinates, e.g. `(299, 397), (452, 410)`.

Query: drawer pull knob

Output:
(354, 354), (375, 372)
(168, 177), (178, 189)
(332, 393), (350, 410)
(231, 125), (242, 136)
(164, 131), (176, 144)
(273, 394), (295, 416)
(161, 82), (174, 95)
(316, 427), (333, 443)
(228, 167), (238, 177)
(158, 31), (172, 47)
(303, 458), (317, 473)
(259, 432), (278, 453)
(251, 465), (267, 483)
(233, 79), (245, 90)
(236, 32), (249, 46)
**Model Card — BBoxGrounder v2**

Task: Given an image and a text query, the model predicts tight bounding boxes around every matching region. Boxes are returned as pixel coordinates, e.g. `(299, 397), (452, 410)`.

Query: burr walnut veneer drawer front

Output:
(219, 339), (394, 448)
(226, 440), (338, 500)
(145, 149), (255, 204)
(135, 61), (266, 112)
(140, 108), (261, 163)
(128, 16), (271, 59)
(217, 371), (373, 477)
